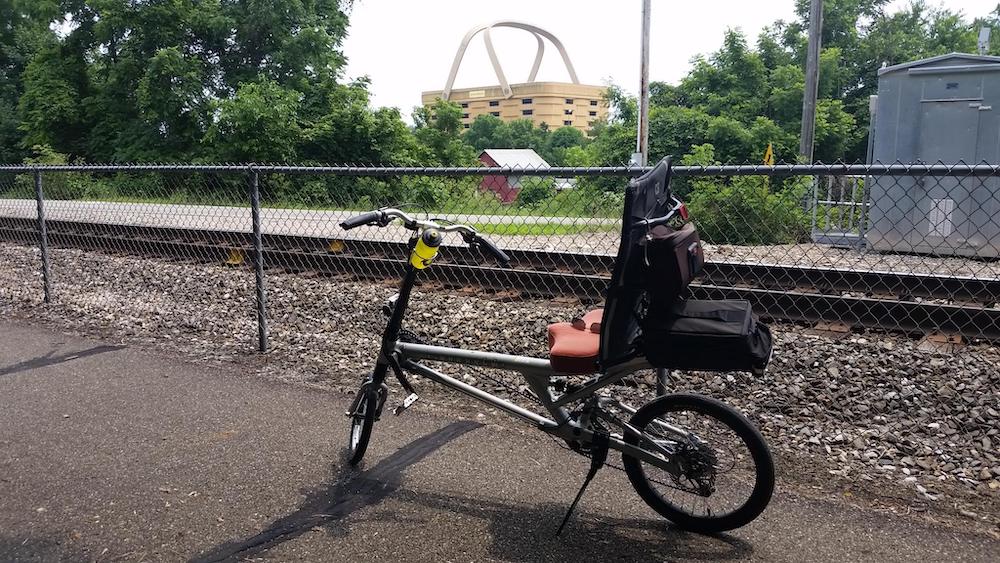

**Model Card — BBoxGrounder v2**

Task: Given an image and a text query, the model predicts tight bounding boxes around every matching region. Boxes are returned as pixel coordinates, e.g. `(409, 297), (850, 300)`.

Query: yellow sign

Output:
(763, 143), (775, 166)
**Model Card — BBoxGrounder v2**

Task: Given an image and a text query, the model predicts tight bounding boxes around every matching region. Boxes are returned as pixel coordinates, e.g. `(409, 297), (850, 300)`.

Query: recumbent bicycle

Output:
(340, 158), (775, 534)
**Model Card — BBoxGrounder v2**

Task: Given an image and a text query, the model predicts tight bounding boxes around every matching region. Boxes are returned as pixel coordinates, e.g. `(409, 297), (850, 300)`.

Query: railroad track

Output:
(2, 217), (999, 340)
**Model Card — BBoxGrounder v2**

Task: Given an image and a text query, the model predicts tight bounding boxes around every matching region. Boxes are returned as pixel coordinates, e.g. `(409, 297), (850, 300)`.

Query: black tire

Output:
(622, 393), (774, 534)
(347, 384), (377, 465)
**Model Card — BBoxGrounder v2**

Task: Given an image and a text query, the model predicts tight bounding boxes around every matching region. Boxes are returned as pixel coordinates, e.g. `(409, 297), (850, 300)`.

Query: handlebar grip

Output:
(475, 235), (511, 267)
(340, 211), (381, 230)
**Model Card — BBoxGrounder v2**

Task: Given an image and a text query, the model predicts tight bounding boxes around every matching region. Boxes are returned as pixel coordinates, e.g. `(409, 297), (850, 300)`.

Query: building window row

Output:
(453, 99), (595, 123)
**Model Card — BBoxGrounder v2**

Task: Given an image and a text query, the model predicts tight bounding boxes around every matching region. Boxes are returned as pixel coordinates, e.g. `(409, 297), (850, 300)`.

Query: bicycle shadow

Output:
(0, 344), (126, 377)
(190, 420), (483, 562)
(367, 488), (752, 562)
(192, 418), (751, 562)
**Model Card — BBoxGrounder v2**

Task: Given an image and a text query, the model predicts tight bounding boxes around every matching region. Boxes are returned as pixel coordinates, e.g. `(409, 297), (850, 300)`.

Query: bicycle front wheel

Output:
(346, 382), (380, 465)
(622, 393), (774, 534)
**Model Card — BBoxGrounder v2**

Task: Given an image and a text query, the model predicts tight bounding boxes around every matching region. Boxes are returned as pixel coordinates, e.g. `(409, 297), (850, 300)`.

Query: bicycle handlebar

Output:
(339, 207), (510, 267)
(467, 233), (511, 268)
(340, 211), (383, 230)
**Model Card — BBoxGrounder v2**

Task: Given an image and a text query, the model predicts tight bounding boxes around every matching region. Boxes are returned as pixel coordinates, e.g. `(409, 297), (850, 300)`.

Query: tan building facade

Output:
(422, 82), (608, 133)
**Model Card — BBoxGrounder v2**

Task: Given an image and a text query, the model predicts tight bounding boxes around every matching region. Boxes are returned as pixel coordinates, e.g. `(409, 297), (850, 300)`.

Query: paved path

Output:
(1, 321), (996, 562)
(0, 198), (622, 254)
(0, 199), (616, 232)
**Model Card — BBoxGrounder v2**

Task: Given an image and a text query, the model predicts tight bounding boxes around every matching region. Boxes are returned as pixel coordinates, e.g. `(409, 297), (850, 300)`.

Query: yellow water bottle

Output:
(410, 228), (442, 269)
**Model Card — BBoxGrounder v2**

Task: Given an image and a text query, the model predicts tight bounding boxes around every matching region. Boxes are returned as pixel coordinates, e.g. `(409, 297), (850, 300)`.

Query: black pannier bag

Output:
(642, 299), (773, 373)
(640, 222), (704, 315)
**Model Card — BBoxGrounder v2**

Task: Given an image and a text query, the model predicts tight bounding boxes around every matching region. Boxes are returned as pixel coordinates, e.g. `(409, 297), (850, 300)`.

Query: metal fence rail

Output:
(2, 162), (999, 350)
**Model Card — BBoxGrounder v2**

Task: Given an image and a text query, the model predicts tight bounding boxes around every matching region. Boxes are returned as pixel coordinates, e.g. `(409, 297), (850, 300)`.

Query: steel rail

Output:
(3, 218), (996, 302)
(2, 218), (998, 339)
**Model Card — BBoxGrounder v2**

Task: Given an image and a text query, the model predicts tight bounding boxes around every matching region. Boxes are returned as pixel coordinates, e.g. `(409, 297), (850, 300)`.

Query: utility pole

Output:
(635, 0), (651, 167)
(799, 0), (823, 163)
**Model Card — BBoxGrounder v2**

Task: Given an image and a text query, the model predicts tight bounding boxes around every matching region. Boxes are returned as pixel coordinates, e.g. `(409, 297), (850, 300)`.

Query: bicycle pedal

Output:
(393, 393), (419, 416)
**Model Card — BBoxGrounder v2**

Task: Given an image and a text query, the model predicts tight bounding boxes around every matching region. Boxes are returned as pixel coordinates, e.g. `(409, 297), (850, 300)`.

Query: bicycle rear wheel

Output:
(622, 393), (774, 534)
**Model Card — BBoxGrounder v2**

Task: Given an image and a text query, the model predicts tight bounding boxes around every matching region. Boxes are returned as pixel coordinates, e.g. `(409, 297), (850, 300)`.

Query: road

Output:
(1, 321), (996, 562)
(0, 198), (622, 255)
(0, 199), (617, 232)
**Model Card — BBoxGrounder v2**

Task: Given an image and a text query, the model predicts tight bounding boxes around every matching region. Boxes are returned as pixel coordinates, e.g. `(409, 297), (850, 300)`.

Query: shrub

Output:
(515, 177), (555, 209)
(687, 175), (809, 245)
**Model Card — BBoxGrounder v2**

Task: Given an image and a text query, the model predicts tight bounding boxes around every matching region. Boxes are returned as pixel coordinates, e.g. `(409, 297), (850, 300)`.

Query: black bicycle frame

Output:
(372, 239), (421, 385)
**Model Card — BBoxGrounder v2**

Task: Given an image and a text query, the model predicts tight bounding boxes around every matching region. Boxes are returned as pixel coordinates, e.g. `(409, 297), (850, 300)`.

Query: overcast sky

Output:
(342, 0), (1000, 121)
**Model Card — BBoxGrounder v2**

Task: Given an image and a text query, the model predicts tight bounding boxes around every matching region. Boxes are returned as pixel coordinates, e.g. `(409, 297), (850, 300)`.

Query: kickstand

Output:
(556, 432), (609, 536)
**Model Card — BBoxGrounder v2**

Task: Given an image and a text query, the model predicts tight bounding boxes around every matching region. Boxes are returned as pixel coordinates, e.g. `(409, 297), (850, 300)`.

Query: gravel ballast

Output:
(1, 241), (998, 533)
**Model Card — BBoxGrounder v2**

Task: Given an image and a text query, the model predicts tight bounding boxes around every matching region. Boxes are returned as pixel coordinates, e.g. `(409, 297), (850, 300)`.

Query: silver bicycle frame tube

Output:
(396, 341), (568, 425)
(394, 342), (681, 473)
(552, 357), (654, 407)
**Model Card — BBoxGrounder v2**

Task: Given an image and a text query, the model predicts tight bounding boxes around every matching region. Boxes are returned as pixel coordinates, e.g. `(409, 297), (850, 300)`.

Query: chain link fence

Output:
(3, 161), (999, 520)
(2, 162), (1000, 351)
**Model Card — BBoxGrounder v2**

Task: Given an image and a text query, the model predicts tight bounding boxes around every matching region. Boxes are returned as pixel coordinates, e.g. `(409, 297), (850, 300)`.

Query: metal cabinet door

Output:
(913, 101), (981, 254)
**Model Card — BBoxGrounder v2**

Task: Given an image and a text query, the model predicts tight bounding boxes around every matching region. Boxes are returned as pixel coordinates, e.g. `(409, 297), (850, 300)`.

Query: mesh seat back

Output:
(598, 157), (674, 368)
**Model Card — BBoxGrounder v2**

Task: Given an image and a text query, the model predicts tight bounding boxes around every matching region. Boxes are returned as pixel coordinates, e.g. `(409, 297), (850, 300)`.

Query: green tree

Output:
(2, 0), (418, 166)
(585, 0), (987, 164)
(17, 42), (88, 155)
(136, 47), (212, 158)
(604, 84), (638, 126)
(585, 122), (635, 166)
(507, 119), (548, 152)
(544, 126), (587, 165)
(813, 99), (857, 163)
(413, 98), (475, 166)
(648, 106), (711, 162)
(299, 78), (420, 164)
(464, 114), (513, 152)
(205, 80), (302, 163)
(677, 30), (769, 121)
(0, 0), (53, 162)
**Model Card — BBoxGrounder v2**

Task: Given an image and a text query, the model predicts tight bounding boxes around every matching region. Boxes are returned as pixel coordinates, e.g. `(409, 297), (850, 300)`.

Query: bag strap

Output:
(670, 307), (747, 323)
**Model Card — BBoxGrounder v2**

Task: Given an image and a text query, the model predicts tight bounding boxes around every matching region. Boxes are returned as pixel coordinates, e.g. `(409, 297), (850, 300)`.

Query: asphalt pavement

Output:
(1, 321), (996, 562)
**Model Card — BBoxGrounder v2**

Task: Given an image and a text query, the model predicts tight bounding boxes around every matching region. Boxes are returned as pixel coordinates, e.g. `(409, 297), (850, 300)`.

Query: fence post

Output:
(33, 168), (52, 303)
(248, 168), (269, 352)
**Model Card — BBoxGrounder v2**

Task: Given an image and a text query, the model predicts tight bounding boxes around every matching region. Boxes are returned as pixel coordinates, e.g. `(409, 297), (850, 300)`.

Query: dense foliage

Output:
(2, 0), (1000, 244)
(580, 0), (1000, 166)
(2, 0), (997, 167)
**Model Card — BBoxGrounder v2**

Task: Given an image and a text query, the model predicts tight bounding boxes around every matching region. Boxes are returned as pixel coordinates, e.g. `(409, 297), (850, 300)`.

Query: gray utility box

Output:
(868, 53), (1000, 258)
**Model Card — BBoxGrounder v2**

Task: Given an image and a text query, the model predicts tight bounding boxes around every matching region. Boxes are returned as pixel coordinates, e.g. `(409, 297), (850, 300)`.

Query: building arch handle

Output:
(442, 21), (581, 100)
